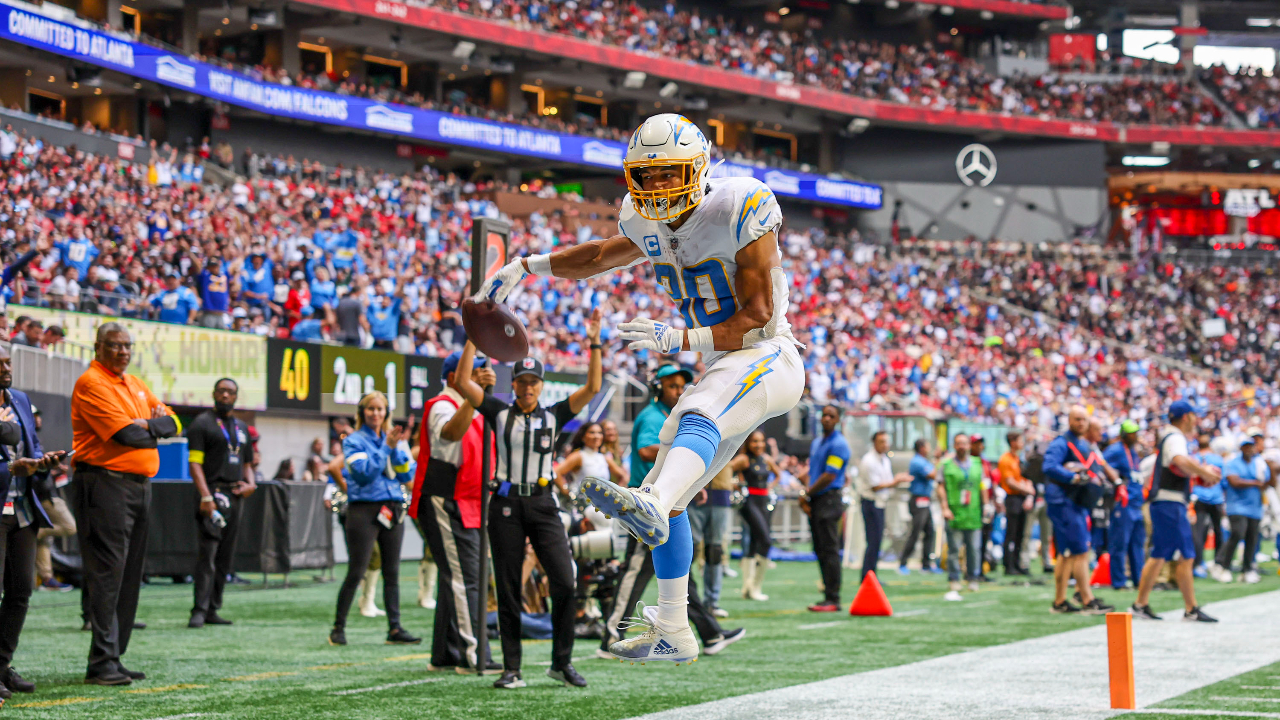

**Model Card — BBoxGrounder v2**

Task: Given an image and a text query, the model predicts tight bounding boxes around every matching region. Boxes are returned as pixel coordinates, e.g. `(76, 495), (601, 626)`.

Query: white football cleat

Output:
(1243, 570), (1260, 584)
(608, 604), (699, 665)
(581, 478), (670, 546)
(944, 591), (963, 602)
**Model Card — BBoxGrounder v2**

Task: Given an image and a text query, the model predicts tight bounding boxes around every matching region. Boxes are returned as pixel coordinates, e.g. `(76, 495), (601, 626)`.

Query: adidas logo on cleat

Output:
(653, 640), (678, 656)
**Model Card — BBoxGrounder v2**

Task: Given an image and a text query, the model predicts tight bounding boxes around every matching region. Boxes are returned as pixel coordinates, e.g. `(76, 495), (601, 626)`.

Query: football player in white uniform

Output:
(476, 113), (804, 665)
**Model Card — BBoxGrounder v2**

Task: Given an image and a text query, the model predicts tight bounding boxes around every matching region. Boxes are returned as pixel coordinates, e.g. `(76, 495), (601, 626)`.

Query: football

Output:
(461, 298), (530, 362)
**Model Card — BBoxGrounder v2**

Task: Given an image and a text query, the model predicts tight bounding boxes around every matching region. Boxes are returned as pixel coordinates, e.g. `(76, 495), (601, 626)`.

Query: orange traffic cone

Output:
(849, 571), (893, 616)
(1090, 553), (1111, 587)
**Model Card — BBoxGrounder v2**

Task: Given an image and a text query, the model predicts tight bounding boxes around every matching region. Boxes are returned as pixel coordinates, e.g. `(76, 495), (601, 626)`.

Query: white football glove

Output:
(473, 259), (528, 304)
(618, 317), (683, 354)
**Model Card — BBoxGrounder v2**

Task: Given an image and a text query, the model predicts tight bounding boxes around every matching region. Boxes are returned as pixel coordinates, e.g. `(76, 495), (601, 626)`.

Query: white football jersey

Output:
(619, 176), (796, 366)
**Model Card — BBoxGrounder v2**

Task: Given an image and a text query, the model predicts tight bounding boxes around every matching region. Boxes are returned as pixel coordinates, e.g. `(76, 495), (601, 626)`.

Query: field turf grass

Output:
(14, 557), (1280, 719)
(1121, 657), (1280, 720)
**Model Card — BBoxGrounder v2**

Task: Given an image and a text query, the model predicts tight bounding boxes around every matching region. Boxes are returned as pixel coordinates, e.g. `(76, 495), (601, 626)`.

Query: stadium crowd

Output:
(954, 249), (1280, 388)
(1202, 66), (1280, 130)
(0, 127), (1274, 439)
(410, 0), (1230, 127)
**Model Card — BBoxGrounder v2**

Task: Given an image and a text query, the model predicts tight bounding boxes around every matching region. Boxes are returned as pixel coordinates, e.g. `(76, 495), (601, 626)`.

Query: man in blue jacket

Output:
(0, 345), (66, 697)
(1104, 421), (1145, 590)
(1041, 405), (1113, 615)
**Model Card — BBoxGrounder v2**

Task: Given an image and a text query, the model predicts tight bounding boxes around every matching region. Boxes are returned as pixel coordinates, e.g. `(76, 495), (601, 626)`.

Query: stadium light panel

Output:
(452, 41), (476, 59)
(659, 82), (678, 98)
(1122, 156), (1171, 167)
(1245, 18), (1274, 27)
(623, 71), (647, 89)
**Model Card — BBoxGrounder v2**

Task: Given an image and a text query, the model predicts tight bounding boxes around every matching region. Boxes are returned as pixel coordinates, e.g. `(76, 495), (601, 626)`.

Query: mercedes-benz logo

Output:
(956, 143), (997, 187)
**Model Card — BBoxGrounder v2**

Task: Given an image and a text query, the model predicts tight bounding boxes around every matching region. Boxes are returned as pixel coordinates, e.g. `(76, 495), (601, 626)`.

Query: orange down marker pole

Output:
(1107, 612), (1135, 709)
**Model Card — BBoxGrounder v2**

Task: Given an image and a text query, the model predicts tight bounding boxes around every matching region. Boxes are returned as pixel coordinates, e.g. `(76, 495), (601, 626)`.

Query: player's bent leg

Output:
(651, 340), (804, 515)
(584, 413), (721, 546)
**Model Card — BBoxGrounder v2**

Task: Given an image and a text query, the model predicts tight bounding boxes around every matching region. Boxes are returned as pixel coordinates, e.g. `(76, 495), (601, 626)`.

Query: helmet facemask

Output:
(625, 156), (707, 224)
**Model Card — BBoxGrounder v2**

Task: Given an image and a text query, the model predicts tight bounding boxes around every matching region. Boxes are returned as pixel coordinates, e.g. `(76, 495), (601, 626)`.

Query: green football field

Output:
(1120, 658), (1280, 720)
(12, 557), (1280, 719)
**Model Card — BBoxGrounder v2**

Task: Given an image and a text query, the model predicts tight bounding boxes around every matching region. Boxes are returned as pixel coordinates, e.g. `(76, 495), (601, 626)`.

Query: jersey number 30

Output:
(653, 260), (737, 327)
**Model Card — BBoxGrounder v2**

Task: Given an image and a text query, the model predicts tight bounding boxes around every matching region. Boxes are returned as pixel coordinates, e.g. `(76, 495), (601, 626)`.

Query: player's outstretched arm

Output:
(475, 235), (644, 303)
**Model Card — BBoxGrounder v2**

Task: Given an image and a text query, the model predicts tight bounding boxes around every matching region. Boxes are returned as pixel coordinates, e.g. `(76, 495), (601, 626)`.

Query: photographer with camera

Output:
(186, 379), (256, 629)
(1041, 407), (1114, 615)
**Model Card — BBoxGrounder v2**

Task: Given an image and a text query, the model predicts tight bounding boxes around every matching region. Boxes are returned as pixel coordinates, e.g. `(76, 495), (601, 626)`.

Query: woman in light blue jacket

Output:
(330, 391), (420, 646)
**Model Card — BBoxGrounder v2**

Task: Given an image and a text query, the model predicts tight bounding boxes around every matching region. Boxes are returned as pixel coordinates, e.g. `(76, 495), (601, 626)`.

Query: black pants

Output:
(192, 485), (243, 617)
(740, 495), (772, 559)
(1192, 500), (1224, 566)
(599, 536), (725, 650)
(335, 502), (405, 630)
(1004, 497), (1029, 574)
(488, 491), (574, 673)
(1216, 515), (1261, 573)
(860, 499), (885, 582)
(810, 492), (844, 604)
(0, 515), (37, 671)
(417, 494), (488, 670)
(77, 472), (150, 677)
(900, 497), (936, 569)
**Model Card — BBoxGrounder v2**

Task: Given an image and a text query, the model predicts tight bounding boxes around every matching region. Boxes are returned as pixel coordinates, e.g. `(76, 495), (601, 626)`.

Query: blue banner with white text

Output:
(0, 1), (881, 209)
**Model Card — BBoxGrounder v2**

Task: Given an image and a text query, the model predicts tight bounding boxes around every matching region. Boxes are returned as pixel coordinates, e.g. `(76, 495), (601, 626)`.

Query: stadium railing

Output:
(5, 341), (90, 397)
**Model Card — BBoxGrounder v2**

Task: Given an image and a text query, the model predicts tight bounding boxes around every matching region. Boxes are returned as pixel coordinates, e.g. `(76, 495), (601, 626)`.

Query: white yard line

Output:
(1213, 698), (1280, 704)
(797, 620), (845, 630)
(141, 715), (212, 720)
(331, 678), (440, 696)
(534, 655), (602, 667)
(627, 590), (1280, 720)
(1127, 711), (1280, 718)
(1241, 687), (1280, 691)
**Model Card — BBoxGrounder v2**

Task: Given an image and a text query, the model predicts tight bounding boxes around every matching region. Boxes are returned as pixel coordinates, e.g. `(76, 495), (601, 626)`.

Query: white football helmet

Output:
(624, 113), (713, 223)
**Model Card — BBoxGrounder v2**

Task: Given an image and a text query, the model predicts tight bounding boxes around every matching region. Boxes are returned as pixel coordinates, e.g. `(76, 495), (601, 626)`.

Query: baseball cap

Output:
(442, 350), (486, 378)
(1168, 400), (1197, 422)
(969, 434), (984, 444)
(654, 364), (694, 383)
(1246, 425), (1264, 438)
(512, 357), (544, 380)
(1240, 435), (1256, 447)
(1120, 420), (1140, 434)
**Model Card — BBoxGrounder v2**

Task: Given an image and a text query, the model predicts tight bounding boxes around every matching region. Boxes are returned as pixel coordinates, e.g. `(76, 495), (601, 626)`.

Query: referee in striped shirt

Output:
(454, 309), (602, 690)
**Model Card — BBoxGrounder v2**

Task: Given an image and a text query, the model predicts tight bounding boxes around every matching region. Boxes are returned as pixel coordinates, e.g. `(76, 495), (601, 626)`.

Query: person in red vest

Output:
(408, 341), (500, 675)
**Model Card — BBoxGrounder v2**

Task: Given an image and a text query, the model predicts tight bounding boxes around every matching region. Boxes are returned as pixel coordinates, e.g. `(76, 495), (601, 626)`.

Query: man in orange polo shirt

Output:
(998, 431), (1036, 577)
(72, 322), (179, 686)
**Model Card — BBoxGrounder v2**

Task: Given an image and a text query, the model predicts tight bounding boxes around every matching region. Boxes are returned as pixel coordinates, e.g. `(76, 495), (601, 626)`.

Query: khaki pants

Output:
(35, 497), (77, 581)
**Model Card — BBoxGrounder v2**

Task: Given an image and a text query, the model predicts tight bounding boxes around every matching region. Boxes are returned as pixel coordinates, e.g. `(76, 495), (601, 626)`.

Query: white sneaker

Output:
(944, 591), (963, 602)
(594, 648), (615, 660)
(1243, 570), (1261, 584)
(1216, 568), (1234, 584)
(607, 604), (699, 665)
(710, 606), (729, 619)
(967, 581), (980, 593)
(419, 599), (437, 610)
(582, 479), (670, 546)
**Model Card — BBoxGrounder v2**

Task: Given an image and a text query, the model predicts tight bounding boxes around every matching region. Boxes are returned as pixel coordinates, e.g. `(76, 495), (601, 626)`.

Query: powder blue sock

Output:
(652, 511), (694, 632)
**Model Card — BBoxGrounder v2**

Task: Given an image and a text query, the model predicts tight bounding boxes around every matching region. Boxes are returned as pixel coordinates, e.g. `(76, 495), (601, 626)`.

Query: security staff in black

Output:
(185, 378), (256, 629)
(455, 309), (602, 691)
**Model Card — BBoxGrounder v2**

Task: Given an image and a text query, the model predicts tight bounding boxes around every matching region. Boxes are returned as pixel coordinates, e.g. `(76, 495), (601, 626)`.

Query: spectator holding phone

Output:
(0, 344), (63, 697)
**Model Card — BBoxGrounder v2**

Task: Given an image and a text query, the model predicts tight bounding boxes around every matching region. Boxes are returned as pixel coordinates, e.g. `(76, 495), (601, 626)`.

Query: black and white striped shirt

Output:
(478, 394), (577, 488)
